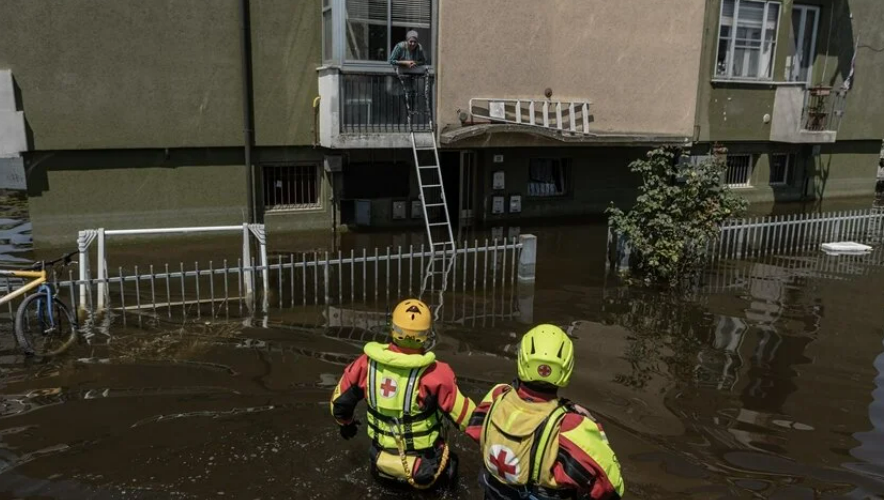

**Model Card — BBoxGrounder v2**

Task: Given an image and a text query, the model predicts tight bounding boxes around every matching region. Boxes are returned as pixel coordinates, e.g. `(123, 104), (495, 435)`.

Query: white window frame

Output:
(715, 0), (782, 81)
(769, 153), (792, 186)
(787, 5), (821, 84)
(324, 0), (437, 68)
(725, 154), (754, 188)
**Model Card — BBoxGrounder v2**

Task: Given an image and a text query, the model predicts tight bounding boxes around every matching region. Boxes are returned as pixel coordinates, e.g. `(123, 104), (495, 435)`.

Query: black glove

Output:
(339, 420), (360, 440)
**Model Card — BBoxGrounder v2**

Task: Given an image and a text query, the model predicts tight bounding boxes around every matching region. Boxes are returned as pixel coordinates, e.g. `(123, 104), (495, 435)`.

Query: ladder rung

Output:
(433, 242), (452, 246)
(429, 222), (448, 226)
(418, 165), (438, 169)
(415, 147), (436, 151)
(423, 184), (442, 188)
(424, 203), (445, 207)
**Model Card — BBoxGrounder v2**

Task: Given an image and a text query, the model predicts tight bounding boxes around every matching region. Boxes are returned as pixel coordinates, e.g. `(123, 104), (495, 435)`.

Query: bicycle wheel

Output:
(14, 293), (78, 357)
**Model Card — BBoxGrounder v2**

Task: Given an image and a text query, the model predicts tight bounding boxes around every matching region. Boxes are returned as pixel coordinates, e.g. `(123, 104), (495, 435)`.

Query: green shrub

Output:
(607, 146), (748, 286)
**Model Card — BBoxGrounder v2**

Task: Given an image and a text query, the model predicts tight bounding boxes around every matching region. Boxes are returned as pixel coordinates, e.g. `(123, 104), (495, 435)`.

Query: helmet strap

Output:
(519, 379), (560, 396)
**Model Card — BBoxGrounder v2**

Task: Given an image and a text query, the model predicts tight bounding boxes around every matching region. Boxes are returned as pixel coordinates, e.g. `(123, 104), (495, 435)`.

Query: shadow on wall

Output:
(11, 76), (34, 152)
(823, 0), (856, 89)
(24, 149), (245, 198)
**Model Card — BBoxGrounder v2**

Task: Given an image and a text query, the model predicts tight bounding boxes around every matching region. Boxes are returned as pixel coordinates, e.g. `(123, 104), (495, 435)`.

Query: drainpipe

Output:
(239, 0), (256, 223)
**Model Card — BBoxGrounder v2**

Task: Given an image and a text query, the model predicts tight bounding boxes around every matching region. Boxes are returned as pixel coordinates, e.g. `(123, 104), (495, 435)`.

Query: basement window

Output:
(726, 154), (753, 187)
(769, 154), (792, 185)
(528, 159), (568, 197)
(715, 0), (781, 80)
(263, 164), (322, 212)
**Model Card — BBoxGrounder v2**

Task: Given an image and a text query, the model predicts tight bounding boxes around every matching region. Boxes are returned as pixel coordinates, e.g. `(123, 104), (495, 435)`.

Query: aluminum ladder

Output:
(411, 130), (455, 319)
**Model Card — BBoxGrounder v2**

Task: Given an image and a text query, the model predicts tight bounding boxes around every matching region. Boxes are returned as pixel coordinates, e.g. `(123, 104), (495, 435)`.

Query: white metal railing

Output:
(77, 224), (268, 313)
(606, 209), (884, 273)
(2, 235), (538, 332)
(469, 98), (592, 134)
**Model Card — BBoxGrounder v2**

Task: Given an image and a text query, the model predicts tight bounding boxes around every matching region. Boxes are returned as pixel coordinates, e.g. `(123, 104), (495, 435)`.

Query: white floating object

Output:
(820, 241), (873, 255)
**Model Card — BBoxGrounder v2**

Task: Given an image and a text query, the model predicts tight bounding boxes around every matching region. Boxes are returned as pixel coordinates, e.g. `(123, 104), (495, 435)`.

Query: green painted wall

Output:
(250, 0), (322, 147)
(0, 0), (243, 150)
(696, 0), (884, 142)
(0, 0), (321, 150)
(26, 149), (249, 246)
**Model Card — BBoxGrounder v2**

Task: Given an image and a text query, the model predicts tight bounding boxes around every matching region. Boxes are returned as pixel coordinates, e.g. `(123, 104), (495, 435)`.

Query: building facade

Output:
(1, 0), (882, 245)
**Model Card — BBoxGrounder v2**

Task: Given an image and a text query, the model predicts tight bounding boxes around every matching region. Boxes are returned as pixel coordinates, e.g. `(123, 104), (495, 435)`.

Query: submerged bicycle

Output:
(0, 251), (79, 356)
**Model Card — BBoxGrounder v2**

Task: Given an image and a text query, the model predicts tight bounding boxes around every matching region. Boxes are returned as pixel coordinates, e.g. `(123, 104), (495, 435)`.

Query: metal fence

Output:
(608, 209), (884, 272)
(712, 209), (884, 261)
(1, 237), (531, 334)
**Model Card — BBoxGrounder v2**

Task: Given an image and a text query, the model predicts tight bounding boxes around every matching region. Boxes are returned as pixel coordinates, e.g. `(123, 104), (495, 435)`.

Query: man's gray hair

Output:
(406, 30), (419, 41)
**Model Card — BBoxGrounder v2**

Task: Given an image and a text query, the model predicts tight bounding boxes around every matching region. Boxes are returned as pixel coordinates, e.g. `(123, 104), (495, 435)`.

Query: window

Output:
(769, 154), (792, 185)
(788, 5), (820, 83)
(343, 0), (432, 63)
(323, 0), (333, 62)
(262, 164), (322, 212)
(716, 0), (781, 80)
(726, 155), (753, 187)
(528, 159), (568, 197)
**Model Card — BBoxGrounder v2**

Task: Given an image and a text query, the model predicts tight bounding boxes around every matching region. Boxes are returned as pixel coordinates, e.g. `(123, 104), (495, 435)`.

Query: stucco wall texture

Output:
(437, 0), (707, 138)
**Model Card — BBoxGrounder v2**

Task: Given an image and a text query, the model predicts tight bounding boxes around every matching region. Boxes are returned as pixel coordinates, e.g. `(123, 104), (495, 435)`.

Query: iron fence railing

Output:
(340, 72), (433, 133)
(802, 86), (847, 132)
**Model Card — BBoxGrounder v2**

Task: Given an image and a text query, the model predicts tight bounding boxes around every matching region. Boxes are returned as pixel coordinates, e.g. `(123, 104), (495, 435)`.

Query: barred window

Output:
(262, 164), (322, 212)
(726, 155), (753, 187)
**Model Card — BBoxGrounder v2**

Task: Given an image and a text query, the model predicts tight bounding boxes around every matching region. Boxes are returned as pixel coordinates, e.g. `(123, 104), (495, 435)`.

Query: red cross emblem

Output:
(537, 364), (552, 378)
(379, 377), (398, 398)
(487, 444), (520, 483)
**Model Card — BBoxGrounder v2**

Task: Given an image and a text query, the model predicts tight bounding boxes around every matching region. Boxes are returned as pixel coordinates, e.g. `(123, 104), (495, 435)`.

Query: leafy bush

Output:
(607, 146), (747, 286)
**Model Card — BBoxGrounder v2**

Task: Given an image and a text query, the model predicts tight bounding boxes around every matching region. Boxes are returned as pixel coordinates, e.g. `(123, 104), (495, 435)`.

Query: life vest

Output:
(480, 385), (569, 496)
(364, 342), (441, 453)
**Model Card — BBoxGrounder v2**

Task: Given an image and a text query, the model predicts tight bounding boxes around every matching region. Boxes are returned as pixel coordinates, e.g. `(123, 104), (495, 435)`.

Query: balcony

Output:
(770, 84), (846, 144)
(318, 67), (434, 149)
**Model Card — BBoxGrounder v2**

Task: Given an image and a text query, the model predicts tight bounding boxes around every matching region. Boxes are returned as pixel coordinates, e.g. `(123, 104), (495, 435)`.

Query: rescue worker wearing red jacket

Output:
(467, 324), (625, 499)
(330, 299), (476, 489)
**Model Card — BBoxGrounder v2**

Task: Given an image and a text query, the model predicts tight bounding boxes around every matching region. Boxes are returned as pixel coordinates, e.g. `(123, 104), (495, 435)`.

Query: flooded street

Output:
(1, 200), (884, 498)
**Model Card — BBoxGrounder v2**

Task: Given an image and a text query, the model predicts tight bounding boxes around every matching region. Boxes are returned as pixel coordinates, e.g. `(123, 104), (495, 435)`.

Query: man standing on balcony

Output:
(390, 31), (428, 121)
(389, 30), (427, 69)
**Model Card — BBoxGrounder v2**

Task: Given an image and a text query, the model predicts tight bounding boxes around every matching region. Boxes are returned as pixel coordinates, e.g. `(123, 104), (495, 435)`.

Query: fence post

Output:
(77, 230), (96, 314)
(517, 234), (536, 324)
(242, 223), (254, 308)
(250, 224), (270, 314)
(97, 228), (107, 311)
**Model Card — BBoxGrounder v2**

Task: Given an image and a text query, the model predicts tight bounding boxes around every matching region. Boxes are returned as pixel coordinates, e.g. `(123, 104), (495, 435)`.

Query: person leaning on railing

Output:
(388, 30), (427, 69)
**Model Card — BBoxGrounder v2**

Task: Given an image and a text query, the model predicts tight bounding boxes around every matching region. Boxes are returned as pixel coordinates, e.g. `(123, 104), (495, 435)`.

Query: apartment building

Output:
(2, 0), (881, 245)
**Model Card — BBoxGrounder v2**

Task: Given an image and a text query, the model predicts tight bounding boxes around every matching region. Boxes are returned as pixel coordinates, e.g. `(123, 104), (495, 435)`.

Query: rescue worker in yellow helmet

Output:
(467, 324), (625, 499)
(330, 299), (476, 489)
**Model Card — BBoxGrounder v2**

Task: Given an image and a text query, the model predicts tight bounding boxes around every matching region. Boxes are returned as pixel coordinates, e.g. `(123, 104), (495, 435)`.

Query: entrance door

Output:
(789, 5), (820, 84)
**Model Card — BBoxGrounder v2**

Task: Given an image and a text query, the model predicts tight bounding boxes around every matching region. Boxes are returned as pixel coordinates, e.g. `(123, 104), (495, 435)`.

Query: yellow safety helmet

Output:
(391, 299), (432, 348)
(517, 324), (574, 387)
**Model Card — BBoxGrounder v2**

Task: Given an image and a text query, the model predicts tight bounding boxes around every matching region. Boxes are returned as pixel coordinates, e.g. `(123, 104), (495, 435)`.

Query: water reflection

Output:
(1, 213), (884, 498)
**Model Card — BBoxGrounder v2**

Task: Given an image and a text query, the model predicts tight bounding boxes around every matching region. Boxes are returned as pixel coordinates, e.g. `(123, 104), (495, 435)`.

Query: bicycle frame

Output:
(0, 270), (47, 307)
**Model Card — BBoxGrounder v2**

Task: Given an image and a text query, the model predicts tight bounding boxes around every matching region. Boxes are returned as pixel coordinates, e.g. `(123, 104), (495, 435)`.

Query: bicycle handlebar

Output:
(30, 251), (77, 271)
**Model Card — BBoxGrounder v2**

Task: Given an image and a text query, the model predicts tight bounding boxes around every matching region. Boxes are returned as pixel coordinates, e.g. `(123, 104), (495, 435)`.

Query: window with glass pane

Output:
(323, 1), (334, 62)
(528, 159), (568, 197)
(769, 154), (791, 185)
(346, 0), (389, 62)
(716, 0), (781, 80)
(344, 0), (432, 63)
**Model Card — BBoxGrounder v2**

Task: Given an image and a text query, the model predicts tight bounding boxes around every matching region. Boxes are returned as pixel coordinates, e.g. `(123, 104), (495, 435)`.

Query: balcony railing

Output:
(802, 86), (847, 132)
(339, 72), (434, 134)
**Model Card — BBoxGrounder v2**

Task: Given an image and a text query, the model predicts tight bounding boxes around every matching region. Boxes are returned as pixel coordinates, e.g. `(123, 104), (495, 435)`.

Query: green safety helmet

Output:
(517, 324), (574, 388)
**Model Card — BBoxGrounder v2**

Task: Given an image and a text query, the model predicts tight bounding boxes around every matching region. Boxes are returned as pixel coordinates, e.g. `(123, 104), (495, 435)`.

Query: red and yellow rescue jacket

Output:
(331, 342), (475, 451)
(467, 383), (625, 500)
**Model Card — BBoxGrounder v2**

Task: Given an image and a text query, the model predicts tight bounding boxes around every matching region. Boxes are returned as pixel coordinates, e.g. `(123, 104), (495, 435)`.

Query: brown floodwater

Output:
(1, 197), (884, 499)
